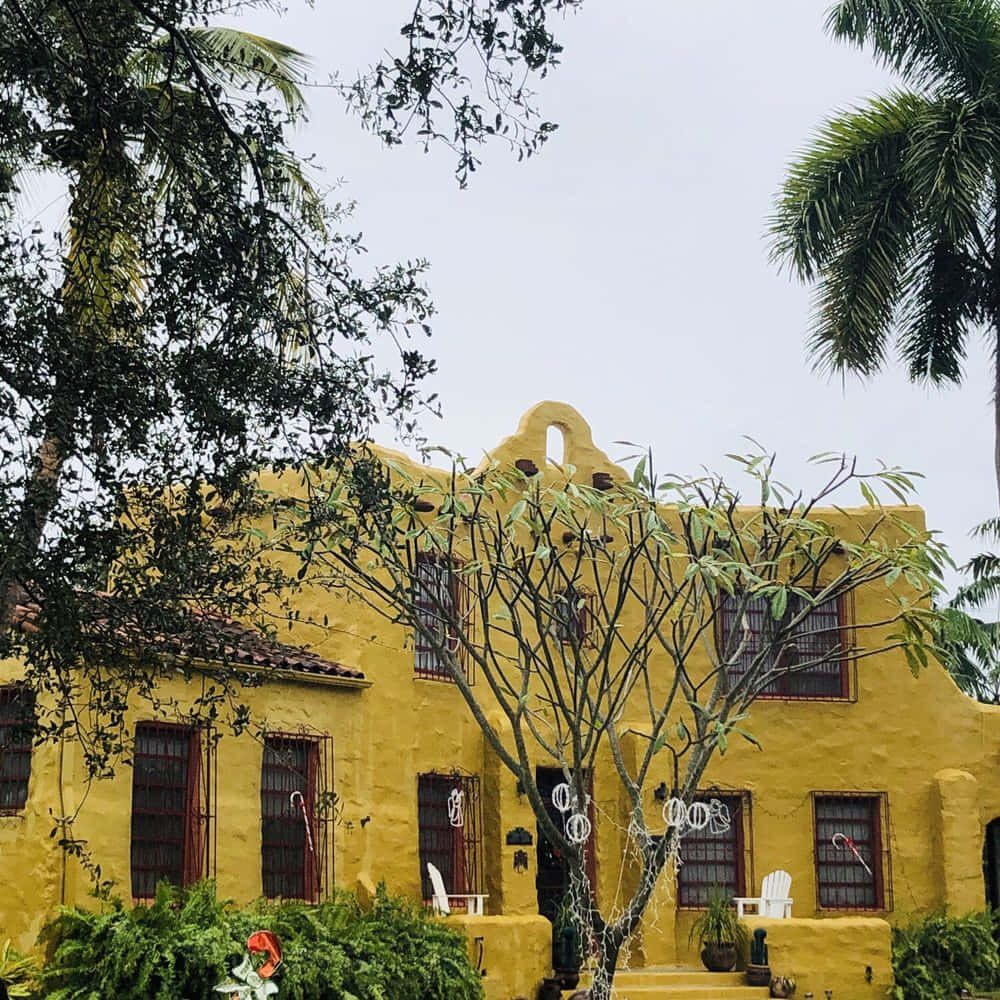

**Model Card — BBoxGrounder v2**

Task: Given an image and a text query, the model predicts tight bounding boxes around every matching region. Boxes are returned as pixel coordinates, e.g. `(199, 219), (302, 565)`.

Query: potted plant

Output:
(552, 898), (584, 990)
(689, 887), (749, 973)
(746, 928), (770, 986)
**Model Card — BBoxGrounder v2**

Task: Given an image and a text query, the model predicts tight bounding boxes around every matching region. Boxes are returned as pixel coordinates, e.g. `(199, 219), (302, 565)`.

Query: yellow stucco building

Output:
(2, 402), (998, 1000)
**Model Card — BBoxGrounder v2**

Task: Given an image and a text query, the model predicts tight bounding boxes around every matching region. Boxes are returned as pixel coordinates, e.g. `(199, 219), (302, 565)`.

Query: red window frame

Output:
(261, 733), (333, 901)
(0, 686), (35, 815)
(130, 722), (214, 900)
(676, 793), (747, 908)
(413, 554), (473, 682)
(719, 592), (851, 700)
(417, 772), (483, 907)
(813, 793), (889, 911)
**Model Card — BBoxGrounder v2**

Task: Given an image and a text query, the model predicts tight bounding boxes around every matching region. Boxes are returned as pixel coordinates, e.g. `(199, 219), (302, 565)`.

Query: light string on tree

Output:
(552, 781), (592, 845)
(661, 796), (731, 836)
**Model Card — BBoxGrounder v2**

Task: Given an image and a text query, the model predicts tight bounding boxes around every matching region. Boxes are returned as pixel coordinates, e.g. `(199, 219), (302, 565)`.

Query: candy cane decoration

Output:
(832, 832), (873, 875)
(289, 790), (316, 868)
(447, 787), (465, 828)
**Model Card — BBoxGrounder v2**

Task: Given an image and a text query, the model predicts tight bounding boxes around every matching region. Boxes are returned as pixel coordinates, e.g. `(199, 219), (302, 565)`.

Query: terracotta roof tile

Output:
(10, 595), (363, 682)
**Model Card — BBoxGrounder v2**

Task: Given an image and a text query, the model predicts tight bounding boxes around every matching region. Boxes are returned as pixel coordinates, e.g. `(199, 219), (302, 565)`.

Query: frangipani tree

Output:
(271, 444), (945, 1000)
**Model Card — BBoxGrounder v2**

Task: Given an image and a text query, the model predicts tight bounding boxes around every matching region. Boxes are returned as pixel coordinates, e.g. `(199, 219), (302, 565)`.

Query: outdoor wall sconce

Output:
(513, 850), (530, 873)
(506, 826), (533, 845)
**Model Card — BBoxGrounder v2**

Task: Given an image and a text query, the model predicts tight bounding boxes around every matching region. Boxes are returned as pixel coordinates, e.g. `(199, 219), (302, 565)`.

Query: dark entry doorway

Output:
(984, 818), (1000, 909)
(535, 767), (596, 920)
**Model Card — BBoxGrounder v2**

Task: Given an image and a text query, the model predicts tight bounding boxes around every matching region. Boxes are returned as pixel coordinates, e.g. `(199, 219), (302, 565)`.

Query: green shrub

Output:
(38, 881), (484, 1000)
(892, 910), (1000, 1000)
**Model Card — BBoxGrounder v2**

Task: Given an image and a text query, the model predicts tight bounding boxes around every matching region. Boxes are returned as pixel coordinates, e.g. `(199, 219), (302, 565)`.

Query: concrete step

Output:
(570, 966), (771, 999)
(563, 965), (771, 1000)
(612, 970), (746, 987)
(610, 988), (769, 1000)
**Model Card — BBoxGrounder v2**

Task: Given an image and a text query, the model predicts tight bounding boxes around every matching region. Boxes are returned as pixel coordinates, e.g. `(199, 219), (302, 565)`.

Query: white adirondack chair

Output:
(426, 862), (489, 916)
(734, 869), (793, 918)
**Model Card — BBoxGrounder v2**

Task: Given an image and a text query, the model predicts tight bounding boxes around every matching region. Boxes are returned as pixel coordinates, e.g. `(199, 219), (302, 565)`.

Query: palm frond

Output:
(936, 606), (1000, 702)
(770, 90), (926, 282)
(971, 516), (1000, 543)
(898, 238), (980, 383)
(826, 0), (1000, 97)
(903, 95), (998, 242)
(182, 27), (310, 113)
(805, 165), (919, 377)
(953, 554), (1000, 609)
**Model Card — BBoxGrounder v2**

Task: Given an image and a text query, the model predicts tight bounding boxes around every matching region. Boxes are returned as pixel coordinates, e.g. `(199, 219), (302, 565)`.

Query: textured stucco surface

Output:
(448, 914), (551, 1000)
(3, 402), (1000, 994)
(744, 916), (893, 999)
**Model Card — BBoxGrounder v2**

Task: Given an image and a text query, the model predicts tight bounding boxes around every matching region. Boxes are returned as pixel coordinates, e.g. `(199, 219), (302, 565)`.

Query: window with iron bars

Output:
(417, 772), (483, 907)
(413, 554), (473, 682)
(130, 722), (216, 900)
(0, 686), (35, 815)
(676, 793), (750, 908)
(813, 792), (891, 910)
(261, 733), (333, 901)
(718, 592), (851, 700)
(554, 587), (595, 646)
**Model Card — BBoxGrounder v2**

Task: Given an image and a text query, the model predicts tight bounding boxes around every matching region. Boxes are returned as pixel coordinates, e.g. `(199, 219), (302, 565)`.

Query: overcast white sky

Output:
(92, 3), (1000, 591)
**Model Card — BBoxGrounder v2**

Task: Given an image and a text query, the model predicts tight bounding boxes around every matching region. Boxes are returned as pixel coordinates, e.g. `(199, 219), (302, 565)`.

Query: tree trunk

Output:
(995, 338), (1000, 508)
(1, 386), (76, 624)
(591, 933), (622, 1000)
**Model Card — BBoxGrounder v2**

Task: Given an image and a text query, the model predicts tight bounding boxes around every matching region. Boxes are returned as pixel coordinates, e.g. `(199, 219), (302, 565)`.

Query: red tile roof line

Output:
(10, 597), (364, 682)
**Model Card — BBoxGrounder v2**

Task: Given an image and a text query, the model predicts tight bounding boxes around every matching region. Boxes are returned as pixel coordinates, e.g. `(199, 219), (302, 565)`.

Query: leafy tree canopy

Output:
(0, 0), (582, 766)
(771, 0), (1000, 502)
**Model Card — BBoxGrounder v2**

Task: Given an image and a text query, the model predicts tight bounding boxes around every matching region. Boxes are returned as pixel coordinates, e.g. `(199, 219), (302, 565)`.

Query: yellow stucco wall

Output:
(4, 401), (1000, 997)
(744, 916), (893, 1000)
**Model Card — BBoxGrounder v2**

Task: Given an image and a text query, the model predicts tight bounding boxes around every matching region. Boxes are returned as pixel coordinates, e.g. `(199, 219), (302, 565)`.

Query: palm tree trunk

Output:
(1, 383), (77, 623)
(995, 342), (1000, 508)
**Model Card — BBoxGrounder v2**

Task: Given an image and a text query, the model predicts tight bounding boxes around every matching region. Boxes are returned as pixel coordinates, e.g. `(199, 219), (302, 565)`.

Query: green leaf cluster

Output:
(37, 880), (483, 1000)
(0, 938), (40, 997)
(891, 909), (1000, 1000)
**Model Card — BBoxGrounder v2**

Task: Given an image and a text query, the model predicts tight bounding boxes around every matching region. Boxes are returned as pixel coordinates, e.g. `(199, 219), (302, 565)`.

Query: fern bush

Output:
(38, 881), (484, 1000)
(891, 910), (1000, 1000)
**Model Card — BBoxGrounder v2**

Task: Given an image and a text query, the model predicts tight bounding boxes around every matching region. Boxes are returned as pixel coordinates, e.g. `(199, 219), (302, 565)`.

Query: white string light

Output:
(552, 782), (572, 813)
(566, 812), (592, 845)
(686, 801), (710, 831)
(709, 798), (731, 835)
(447, 787), (465, 828)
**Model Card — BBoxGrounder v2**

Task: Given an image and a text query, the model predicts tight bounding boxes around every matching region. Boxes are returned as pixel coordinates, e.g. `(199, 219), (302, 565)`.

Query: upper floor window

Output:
(130, 722), (214, 900)
(414, 554), (472, 682)
(676, 793), (748, 908)
(261, 733), (333, 901)
(0, 686), (35, 814)
(417, 772), (483, 907)
(718, 592), (850, 700)
(813, 793), (889, 910)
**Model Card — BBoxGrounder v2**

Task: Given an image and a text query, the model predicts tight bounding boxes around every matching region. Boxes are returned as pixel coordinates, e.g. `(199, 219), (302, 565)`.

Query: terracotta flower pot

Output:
(701, 942), (738, 972)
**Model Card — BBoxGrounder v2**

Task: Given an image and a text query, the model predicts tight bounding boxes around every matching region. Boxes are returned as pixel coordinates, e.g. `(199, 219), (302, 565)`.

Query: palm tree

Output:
(771, 0), (1000, 504)
(5, 25), (315, 617)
